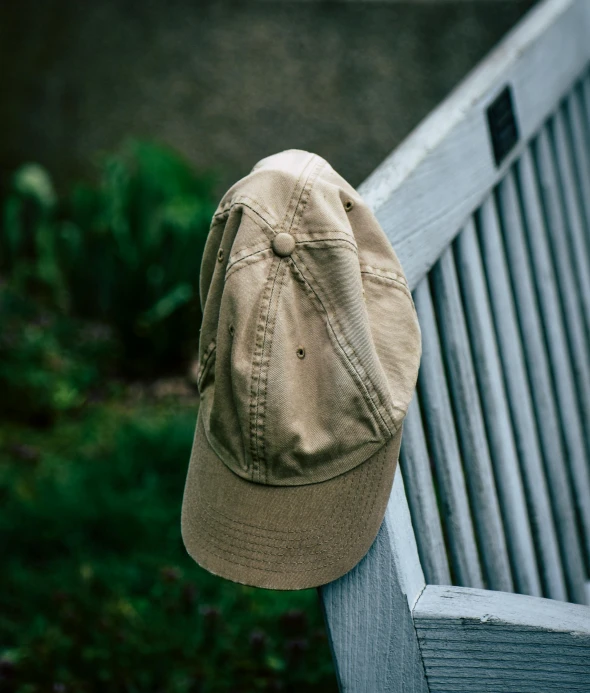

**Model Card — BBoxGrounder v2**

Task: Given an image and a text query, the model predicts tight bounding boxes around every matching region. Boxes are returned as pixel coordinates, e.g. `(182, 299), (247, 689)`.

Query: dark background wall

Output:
(1, 0), (536, 197)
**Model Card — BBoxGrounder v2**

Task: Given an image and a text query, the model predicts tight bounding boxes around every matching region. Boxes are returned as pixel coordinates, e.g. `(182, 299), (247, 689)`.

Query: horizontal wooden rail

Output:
(414, 585), (590, 692)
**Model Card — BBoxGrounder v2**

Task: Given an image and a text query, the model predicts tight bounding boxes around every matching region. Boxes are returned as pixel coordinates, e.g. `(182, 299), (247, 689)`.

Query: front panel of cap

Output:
(200, 227), (391, 486)
(197, 149), (420, 489)
(252, 248), (388, 484)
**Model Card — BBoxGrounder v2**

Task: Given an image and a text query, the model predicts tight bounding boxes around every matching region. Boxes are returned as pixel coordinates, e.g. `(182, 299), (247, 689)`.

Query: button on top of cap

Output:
(272, 232), (296, 257)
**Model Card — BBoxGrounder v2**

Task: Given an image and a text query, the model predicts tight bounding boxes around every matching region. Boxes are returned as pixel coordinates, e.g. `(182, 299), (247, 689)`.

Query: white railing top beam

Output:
(359, 0), (590, 290)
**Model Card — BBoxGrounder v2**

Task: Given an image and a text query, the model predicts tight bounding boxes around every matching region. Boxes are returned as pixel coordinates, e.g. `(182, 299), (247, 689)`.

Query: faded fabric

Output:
(181, 149), (421, 590)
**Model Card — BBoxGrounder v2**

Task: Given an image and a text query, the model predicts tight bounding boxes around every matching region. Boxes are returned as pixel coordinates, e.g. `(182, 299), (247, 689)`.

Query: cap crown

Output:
(196, 150), (421, 486)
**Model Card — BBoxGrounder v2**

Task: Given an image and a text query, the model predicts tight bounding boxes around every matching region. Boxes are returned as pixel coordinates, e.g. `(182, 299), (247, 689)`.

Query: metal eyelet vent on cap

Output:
(271, 232), (296, 257)
(344, 200), (354, 212)
(296, 346), (305, 359)
(217, 248), (225, 262)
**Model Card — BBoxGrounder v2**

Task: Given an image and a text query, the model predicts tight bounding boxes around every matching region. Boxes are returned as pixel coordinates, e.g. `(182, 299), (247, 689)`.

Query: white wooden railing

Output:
(321, 0), (590, 690)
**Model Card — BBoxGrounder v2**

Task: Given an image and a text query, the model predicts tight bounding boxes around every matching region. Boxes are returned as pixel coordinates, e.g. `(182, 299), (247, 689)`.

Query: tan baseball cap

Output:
(181, 149), (421, 590)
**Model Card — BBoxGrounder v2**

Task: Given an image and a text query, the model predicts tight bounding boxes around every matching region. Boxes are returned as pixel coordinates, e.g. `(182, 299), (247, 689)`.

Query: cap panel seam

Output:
(196, 339), (217, 393)
(290, 252), (395, 436)
(297, 238), (358, 253)
(360, 270), (421, 349)
(227, 238), (270, 268)
(294, 231), (357, 244)
(225, 248), (272, 281)
(223, 206), (276, 277)
(359, 265), (408, 286)
(254, 259), (289, 484)
(249, 256), (282, 482)
(239, 202), (276, 238)
(286, 157), (327, 236)
(290, 252), (398, 437)
(360, 270), (413, 299)
(214, 194), (279, 231)
(278, 153), (319, 234)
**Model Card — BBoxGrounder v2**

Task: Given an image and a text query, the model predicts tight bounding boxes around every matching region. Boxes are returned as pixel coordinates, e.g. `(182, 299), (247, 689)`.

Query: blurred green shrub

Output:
(1, 141), (216, 378)
(0, 402), (337, 693)
(0, 283), (118, 425)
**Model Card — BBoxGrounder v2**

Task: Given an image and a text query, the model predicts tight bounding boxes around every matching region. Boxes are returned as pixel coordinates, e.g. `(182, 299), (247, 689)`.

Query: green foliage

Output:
(0, 146), (337, 690)
(1, 141), (216, 378)
(0, 401), (337, 693)
(1, 163), (64, 306)
(0, 283), (118, 425)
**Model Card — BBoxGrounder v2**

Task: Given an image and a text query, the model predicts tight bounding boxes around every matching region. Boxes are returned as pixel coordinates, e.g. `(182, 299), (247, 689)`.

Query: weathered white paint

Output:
(413, 280), (484, 589)
(495, 170), (589, 604)
(533, 128), (590, 469)
(516, 143), (590, 569)
(414, 585), (590, 692)
(565, 87), (590, 240)
(580, 72), (590, 163)
(476, 195), (568, 601)
(358, 0), (590, 291)
(321, 1), (590, 689)
(320, 469), (428, 693)
(400, 394), (452, 586)
(551, 107), (590, 344)
(430, 247), (514, 592)
(454, 218), (541, 597)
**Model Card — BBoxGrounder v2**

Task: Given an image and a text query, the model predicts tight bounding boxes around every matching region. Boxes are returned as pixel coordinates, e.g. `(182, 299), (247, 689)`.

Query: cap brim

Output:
(181, 413), (401, 590)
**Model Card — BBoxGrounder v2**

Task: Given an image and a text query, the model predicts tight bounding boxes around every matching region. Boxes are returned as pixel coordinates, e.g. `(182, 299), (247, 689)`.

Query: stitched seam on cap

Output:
(296, 253), (400, 434)
(196, 444), (383, 554)
(290, 253), (397, 437)
(228, 240), (270, 267)
(360, 271), (413, 299)
(196, 339), (217, 393)
(225, 249), (272, 281)
(193, 419), (391, 537)
(194, 448), (387, 571)
(226, 216), (271, 265)
(279, 153), (318, 234)
(197, 444), (377, 548)
(360, 272), (421, 357)
(213, 201), (274, 246)
(287, 158), (327, 236)
(255, 260), (288, 484)
(249, 256), (282, 482)
(240, 203), (276, 237)
(214, 194), (278, 230)
(290, 253), (394, 436)
(294, 231), (357, 245)
(359, 265), (408, 286)
(278, 160), (311, 233)
(197, 457), (373, 561)
(297, 238), (358, 253)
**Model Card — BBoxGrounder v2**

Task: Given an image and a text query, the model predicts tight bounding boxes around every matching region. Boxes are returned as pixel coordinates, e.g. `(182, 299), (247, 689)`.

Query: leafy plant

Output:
(0, 401), (337, 692)
(1, 141), (217, 378)
(1, 163), (64, 306)
(0, 282), (117, 425)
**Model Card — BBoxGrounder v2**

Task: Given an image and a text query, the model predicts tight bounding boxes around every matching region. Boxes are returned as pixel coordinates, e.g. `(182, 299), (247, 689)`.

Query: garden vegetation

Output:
(0, 143), (337, 692)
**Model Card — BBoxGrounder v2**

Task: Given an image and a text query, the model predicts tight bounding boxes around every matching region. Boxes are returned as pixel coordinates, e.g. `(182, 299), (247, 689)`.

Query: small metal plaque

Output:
(487, 85), (519, 167)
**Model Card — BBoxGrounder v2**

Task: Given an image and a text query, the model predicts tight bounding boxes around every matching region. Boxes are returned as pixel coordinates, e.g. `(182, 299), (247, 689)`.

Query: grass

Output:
(0, 397), (338, 693)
